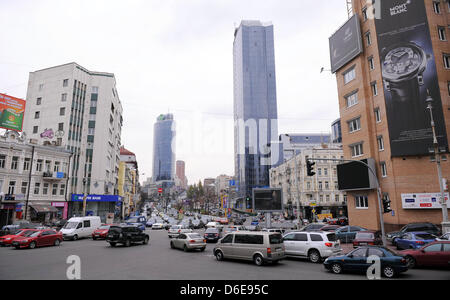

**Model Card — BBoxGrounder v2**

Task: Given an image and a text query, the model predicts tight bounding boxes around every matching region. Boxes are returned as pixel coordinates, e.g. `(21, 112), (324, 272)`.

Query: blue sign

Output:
(229, 180), (236, 187)
(56, 172), (65, 179)
(72, 194), (123, 203)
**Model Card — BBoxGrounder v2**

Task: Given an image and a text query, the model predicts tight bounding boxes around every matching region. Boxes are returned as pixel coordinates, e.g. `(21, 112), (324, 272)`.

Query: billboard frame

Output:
(252, 188), (284, 213)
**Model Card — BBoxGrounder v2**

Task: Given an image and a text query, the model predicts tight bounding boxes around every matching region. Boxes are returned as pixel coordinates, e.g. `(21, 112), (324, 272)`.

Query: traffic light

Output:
(383, 195), (392, 214)
(306, 160), (316, 177)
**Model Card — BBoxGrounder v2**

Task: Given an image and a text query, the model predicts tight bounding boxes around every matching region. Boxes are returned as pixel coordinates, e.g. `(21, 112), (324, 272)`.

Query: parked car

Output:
(168, 225), (192, 238)
(92, 224), (115, 240)
(437, 233), (450, 241)
(243, 225), (260, 232)
(214, 231), (286, 266)
(219, 218), (229, 225)
(170, 232), (206, 252)
(61, 216), (102, 241)
(300, 223), (327, 232)
(335, 226), (368, 243)
(353, 231), (383, 248)
(204, 228), (221, 243)
(223, 226), (244, 235)
(0, 229), (38, 247)
(262, 228), (285, 235)
(125, 216), (147, 230)
(401, 241), (450, 269)
(152, 223), (164, 230)
(106, 225), (149, 247)
(320, 225), (341, 232)
(12, 229), (63, 249)
(324, 246), (409, 278)
(282, 231), (342, 263)
(395, 232), (437, 250)
(387, 222), (441, 245)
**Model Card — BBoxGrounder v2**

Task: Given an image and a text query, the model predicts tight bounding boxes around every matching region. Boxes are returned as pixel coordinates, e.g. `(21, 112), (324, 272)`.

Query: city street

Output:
(0, 228), (448, 280)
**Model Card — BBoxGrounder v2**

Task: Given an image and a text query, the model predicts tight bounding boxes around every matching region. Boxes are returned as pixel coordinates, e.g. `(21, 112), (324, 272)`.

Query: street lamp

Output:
(425, 92), (449, 231)
(82, 178), (87, 217)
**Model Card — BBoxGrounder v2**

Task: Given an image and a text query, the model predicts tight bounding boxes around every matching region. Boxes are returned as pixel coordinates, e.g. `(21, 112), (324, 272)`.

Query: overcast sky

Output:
(0, 0), (348, 185)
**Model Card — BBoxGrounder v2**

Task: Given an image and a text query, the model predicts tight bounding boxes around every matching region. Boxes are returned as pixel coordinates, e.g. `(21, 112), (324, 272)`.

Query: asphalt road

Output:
(0, 229), (449, 280)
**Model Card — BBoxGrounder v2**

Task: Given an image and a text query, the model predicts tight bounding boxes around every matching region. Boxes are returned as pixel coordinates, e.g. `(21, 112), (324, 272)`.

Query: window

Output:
(83, 220), (91, 228)
(375, 108), (382, 123)
(38, 84), (44, 91)
(58, 123), (64, 132)
(60, 107), (66, 116)
(371, 82), (378, 96)
(325, 182), (330, 190)
(444, 54), (450, 69)
(63, 79), (69, 87)
(438, 27), (447, 41)
(351, 248), (367, 258)
(318, 182), (323, 190)
(362, 7), (368, 21)
(36, 98), (42, 105)
(433, 1), (441, 14)
(221, 235), (233, 244)
(36, 159), (43, 172)
(355, 196), (369, 209)
(33, 126), (38, 134)
(34, 183), (41, 195)
(424, 243), (442, 253)
(43, 183), (49, 195)
(24, 158), (31, 171)
(61, 93), (67, 102)
(60, 184), (66, 196)
(92, 86), (99, 93)
(0, 155), (5, 168)
(381, 162), (388, 177)
(350, 143), (364, 157)
(35, 111), (40, 119)
(310, 234), (324, 242)
(368, 56), (375, 70)
(375, 136), (384, 152)
(294, 233), (308, 242)
(345, 92), (358, 108)
(348, 117), (361, 133)
(365, 31), (372, 46)
(324, 168), (328, 176)
(52, 184), (58, 195)
(318, 168), (322, 176)
(11, 157), (19, 170)
(54, 162), (60, 172)
(21, 182), (28, 194)
(343, 67), (356, 84)
(8, 181), (16, 194)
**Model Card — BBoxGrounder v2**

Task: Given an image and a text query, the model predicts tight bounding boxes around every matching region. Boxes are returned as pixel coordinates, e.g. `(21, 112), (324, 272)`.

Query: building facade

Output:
(280, 134), (333, 161)
(332, 0), (450, 231)
(233, 20), (279, 199)
(0, 131), (72, 226)
(175, 160), (188, 190)
(270, 146), (347, 220)
(119, 147), (140, 218)
(23, 62), (124, 221)
(152, 114), (176, 184)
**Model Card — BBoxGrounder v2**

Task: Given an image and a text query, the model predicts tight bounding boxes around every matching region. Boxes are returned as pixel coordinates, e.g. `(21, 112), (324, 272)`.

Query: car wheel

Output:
(308, 250), (321, 263)
(331, 263), (343, 274)
(125, 239), (131, 247)
(382, 266), (396, 279)
(406, 256), (416, 269)
(54, 239), (61, 246)
(183, 245), (189, 252)
(200, 247), (206, 252)
(253, 254), (264, 266)
(109, 242), (116, 247)
(92, 237), (97, 241)
(170, 242), (175, 249)
(73, 235), (78, 241)
(215, 250), (224, 261)
(29, 242), (36, 249)
(143, 237), (149, 245)
(392, 238), (398, 246)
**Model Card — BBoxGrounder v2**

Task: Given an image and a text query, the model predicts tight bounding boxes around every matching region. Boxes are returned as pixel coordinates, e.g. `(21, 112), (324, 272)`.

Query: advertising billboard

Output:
(0, 93), (26, 132)
(402, 193), (450, 209)
(252, 188), (283, 213)
(329, 14), (363, 73)
(337, 158), (378, 191)
(375, 0), (448, 156)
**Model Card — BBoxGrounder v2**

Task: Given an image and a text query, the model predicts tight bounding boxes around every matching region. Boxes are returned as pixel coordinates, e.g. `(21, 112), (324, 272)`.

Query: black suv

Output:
(387, 222), (441, 245)
(106, 225), (149, 247)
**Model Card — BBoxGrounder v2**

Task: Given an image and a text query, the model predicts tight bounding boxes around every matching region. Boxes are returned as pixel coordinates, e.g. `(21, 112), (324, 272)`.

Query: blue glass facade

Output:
(152, 114), (176, 183)
(233, 21), (278, 198)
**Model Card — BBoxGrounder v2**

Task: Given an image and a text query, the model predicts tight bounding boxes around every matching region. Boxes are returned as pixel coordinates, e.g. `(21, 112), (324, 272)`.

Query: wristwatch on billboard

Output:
(381, 42), (430, 102)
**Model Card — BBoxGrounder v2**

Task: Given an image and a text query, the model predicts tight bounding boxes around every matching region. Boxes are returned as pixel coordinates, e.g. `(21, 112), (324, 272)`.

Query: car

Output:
(262, 228), (285, 235)
(324, 246), (409, 278)
(352, 231), (383, 248)
(327, 218), (339, 225)
(222, 226), (243, 235)
(437, 232), (450, 241)
(387, 222), (441, 245)
(219, 218), (229, 225)
(206, 222), (222, 229)
(213, 231), (286, 266)
(61, 216), (102, 241)
(170, 232), (207, 252)
(335, 226), (368, 243)
(152, 223), (164, 230)
(320, 225), (342, 232)
(395, 232), (437, 250)
(204, 228), (221, 243)
(300, 223), (327, 232)
(0, 229), (38, 247)
(124, 222), (146, 231)
(282, 231), (342, 263)
(92, 224), (115, 240)
(11, 229), (63, 249)
(168, 225), (192, 238)
(126, 216), (147, 227)
(146, 219), (156, 228)
(106, 225), (149, 247)
(401, 241), (450, 269)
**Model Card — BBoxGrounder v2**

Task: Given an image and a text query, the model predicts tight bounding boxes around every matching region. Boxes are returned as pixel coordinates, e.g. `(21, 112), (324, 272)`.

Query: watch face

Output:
(382, 44), (426, 82)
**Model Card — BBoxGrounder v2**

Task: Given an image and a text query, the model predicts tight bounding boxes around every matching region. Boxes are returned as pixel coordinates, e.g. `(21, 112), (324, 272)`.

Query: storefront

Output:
(29, 204), (59, 224)
(70, 195), (123, 223)
(51, 202), (69, 220)
(0, 204), (15, 227)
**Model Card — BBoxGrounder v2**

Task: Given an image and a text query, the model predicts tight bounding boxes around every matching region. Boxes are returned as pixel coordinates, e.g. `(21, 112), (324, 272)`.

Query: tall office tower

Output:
(233, 20), (279, 199)
(330, 0), (449, 231)
(152, 114), (176, 184)
(23, 63), (124, 219)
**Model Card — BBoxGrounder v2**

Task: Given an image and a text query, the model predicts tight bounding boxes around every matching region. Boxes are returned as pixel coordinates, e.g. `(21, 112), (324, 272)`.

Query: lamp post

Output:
(82, 178), (87, 217)
(425, 93), (449, 230)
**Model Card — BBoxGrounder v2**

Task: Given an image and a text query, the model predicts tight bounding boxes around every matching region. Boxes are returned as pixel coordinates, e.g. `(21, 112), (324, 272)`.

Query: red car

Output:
(11, 229), (63, 249)
(92, 224), (115, 240)
(353, 231), (383, 248)
(401, 241), (450, 269)
(0, 229), (38, 247)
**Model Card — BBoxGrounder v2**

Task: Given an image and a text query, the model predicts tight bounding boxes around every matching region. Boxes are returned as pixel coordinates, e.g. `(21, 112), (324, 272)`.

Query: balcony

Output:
(43, 171), (67, 181)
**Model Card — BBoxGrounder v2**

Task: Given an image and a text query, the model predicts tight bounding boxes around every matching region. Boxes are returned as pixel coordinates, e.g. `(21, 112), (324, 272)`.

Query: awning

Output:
(30, 204), (59, 213)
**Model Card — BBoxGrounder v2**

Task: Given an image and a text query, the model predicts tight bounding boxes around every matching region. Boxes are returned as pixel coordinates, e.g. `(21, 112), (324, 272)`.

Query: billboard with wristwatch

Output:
(375, 0), (448, 156)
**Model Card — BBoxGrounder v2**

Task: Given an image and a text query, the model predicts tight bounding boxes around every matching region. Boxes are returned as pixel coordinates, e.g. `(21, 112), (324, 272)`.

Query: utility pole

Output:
(82, 178), (87, 217)
(426, 93), (449, 232)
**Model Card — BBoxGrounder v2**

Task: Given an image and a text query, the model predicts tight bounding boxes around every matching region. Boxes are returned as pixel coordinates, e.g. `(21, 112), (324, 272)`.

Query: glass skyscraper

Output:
(233, 20), (279, 199)
(152, 114), (176, 183)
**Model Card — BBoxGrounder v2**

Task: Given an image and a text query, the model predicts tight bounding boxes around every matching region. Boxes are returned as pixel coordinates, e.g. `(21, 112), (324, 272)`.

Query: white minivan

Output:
(61, 217), (102, 241)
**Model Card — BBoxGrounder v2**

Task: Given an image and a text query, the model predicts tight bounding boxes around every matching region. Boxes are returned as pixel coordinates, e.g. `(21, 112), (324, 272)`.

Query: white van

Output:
(61, 217), (102, 241)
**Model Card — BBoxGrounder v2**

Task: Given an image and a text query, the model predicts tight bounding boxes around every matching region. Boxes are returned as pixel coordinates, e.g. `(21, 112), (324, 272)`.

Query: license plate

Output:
(360, 243), (367, 246)
(276, 248), (282, 252)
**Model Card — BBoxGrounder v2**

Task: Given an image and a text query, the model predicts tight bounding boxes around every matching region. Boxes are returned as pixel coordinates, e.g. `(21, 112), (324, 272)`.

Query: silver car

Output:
(170, 233), (206, 252)
(213, 231), (285, 266)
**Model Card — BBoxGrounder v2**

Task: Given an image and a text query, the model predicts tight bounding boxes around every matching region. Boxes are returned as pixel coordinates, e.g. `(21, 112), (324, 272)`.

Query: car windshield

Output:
(22, 231), (37, 237)
(356, 233), (374, 239)
(63, 222), (78, 229)
(14, 230), (26, 235)
(98, 226), (110, 230)
(415, 233), (435, 240)
(205, 229), (218, 234)
(28, 231), (41, 237)
(270, 234), (283, 244)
